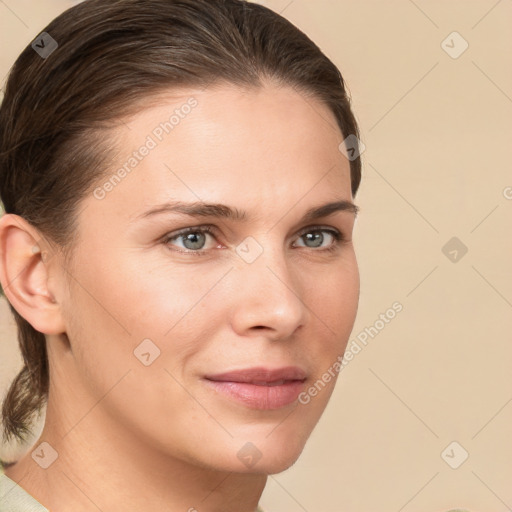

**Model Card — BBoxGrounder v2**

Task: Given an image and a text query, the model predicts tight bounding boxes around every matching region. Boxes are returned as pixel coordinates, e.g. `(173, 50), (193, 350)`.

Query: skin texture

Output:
(0, 82), (360, 512)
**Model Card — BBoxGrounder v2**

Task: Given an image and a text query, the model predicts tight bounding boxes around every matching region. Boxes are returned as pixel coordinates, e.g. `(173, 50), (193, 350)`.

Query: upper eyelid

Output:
(296, 225), (341, 235)
(168, 223), (342, 236)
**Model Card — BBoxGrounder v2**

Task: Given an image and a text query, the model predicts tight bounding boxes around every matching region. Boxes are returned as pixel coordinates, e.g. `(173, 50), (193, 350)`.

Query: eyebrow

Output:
(134, 199), (359, 223)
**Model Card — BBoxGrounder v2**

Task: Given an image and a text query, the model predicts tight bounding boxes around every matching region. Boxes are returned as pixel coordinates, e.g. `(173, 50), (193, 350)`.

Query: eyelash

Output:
(161, 225), (347, 257)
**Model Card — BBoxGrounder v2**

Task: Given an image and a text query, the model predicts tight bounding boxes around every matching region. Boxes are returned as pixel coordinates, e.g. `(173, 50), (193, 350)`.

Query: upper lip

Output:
(204, 366), (307, 384)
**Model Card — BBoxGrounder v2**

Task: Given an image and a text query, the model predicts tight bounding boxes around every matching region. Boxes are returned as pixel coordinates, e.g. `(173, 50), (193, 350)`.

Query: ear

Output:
(0, 213), (66, 335)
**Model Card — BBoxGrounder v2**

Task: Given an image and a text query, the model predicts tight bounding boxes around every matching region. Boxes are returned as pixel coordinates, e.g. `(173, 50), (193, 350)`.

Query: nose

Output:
(229, 239), (310, 341)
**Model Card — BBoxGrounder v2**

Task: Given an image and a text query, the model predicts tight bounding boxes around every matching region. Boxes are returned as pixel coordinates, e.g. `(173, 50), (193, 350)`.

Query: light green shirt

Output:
(0, 468), (265, 512)
(0, 471), (49, 511)
(0, 469), (468, 512)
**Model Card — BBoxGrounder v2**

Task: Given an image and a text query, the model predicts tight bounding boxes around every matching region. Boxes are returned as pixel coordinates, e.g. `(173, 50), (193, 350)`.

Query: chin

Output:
(224, 423), (312, 475)
(211, 445), (305, 475)
(253, 449), (304, 475)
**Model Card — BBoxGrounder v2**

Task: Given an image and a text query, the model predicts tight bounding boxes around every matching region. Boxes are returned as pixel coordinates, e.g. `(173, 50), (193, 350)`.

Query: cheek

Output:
(69, 253), (227, 394)
(300, 255), (359, 396)
(61, 263), (205, 439)
(299, 261), (358, 413)
(73, 251), (202, 339)
(111, 255), (227, 338)
(307, 255), (359, 335)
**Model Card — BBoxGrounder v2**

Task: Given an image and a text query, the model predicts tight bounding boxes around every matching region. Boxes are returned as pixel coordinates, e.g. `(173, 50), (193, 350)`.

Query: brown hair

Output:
(0, 0), (362, 446)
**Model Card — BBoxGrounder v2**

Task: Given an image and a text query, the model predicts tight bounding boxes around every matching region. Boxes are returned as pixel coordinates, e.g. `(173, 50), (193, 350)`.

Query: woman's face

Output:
(52, 82), (359, 474)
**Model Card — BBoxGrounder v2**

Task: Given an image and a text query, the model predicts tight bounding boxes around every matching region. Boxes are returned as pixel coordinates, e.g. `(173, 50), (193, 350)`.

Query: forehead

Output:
(120, 82), (344, 145)
(90, 82), (352, 222)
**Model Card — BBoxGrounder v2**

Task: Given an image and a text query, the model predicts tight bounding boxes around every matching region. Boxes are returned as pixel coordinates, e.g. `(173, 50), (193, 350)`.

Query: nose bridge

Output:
(237, 232), (292, 287)
(230, 233), (308, 337)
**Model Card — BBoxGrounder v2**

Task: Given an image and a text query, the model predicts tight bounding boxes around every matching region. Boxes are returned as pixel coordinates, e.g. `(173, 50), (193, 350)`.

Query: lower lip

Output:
(205, 379), (306, 410)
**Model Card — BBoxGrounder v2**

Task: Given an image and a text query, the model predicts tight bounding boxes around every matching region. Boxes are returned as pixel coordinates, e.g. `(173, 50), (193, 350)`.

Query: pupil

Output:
(305, 232), (323, 248)
(184, 232), (205, 250)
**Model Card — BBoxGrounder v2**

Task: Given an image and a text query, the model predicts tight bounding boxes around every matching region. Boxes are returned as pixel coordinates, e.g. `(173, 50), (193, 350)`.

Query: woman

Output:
(0, 0), (362, 510)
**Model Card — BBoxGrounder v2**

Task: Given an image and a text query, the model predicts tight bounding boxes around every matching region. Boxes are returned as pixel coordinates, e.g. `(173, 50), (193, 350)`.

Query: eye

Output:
(293, 227), (344, 251)
(162, 225), (346, 256)
(163, 226), (218, 253)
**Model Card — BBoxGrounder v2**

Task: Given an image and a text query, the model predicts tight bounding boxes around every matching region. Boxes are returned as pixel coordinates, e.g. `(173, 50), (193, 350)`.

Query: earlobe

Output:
(0, 213), (66, 335)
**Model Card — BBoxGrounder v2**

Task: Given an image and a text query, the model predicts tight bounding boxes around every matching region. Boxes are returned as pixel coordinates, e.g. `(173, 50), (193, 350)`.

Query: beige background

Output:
(1, 0), (511, 510)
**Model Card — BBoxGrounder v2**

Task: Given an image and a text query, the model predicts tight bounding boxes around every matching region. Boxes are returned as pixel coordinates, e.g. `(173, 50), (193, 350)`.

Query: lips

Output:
(204, 366), (307, 410)
(205, 366), (307, 384)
